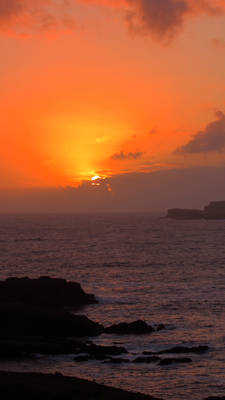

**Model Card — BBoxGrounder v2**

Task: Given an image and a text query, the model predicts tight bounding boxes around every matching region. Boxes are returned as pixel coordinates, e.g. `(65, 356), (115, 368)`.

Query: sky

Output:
(1, 0), (225, 212)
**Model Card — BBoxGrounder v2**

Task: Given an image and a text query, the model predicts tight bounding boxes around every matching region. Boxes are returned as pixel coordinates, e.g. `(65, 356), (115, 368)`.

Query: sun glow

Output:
(91, 175), (101, 181)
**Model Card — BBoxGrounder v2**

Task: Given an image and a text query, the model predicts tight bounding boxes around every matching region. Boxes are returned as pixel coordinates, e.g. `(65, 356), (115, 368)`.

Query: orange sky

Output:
(1, 0), (225, 189)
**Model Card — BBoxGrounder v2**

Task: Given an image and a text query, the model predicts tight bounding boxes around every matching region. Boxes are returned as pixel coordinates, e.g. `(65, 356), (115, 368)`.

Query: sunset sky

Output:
(1, 0), (225, 211)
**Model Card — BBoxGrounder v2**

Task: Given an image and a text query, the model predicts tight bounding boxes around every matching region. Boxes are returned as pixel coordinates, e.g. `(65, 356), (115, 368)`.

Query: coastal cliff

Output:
(167, 201), (225, 220)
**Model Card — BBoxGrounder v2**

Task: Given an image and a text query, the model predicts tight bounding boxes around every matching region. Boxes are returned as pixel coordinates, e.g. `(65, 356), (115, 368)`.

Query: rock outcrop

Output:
(105, 320), (155, 335)
(0, 276), (97, 309)
(167, 200), (225, 220)
(0, 371), (162, 400)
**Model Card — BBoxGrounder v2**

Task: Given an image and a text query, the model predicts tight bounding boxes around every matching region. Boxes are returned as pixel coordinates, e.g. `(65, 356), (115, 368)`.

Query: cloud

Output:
(175, 111), (225, 154)
(111, 151), (144, 160)
(1, 0), (225, 38)
(81, 0), (225, 41)
(0, 0), (74, 34)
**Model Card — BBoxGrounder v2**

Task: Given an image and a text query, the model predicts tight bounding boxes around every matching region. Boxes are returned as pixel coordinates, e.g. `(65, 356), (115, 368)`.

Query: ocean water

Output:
(0, 213), (225, 399)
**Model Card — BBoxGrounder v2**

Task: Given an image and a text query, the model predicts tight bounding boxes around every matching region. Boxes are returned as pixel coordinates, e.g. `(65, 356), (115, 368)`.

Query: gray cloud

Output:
(1, 165), (225, 212)
(175, 111), (225, 154)
(126, 0), (189, 40)
(111, 151), (144, 160)
(1, 0), (225, 38)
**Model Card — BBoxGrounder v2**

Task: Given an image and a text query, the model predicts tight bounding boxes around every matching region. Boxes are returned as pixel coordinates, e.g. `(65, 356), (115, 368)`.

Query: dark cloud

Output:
(175, 111), (225, 154)
(118, 0), (225, 40)
(1, 0), (225, 38)
(111, 151), (144, 160)
(126, 0), (190, 40)
(1, 165), (225, 212)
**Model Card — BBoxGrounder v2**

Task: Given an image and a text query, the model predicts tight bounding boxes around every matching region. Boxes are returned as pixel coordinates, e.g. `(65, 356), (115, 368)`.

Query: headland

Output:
(167, 201), (225, 220)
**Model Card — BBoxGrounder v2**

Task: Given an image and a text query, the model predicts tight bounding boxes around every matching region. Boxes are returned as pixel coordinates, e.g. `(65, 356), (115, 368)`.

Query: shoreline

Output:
(0, 370), (160, 400)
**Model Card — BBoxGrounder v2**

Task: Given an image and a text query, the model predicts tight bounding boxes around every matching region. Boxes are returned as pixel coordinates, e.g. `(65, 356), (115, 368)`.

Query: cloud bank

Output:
(0, 0), (225, 38)
(175, 111), (225, 154)
(82, 0), (225, 40)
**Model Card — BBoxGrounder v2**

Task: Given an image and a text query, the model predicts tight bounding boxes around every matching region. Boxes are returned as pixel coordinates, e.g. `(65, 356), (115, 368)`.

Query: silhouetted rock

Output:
(105, 320), (154, 335)
(167, 208), (204, 219)
(133, 356), (160, 363)
(73, 343), (128, 362)
(74, 354), (110, 362)
(0, 371), (162, 400)
(143, 345), (209, 356)
(0, 302), (103, 338)
(158, 345), (209, 355)
(0, 337), (86, 358)
(79, 343), (128, 356)
(167, 201), (225, 220)
(159, 357), (192, 366)
(105, 358), (130, 364)
(0, 276), (97, 309)
(155, 324), (166, 331)
(205, 397), (225, 400)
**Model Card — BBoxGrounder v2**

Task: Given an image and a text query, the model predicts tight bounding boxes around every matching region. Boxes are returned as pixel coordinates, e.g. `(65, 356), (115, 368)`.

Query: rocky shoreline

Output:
(0, 370), (159, 400)
(0, 276), (220, 399)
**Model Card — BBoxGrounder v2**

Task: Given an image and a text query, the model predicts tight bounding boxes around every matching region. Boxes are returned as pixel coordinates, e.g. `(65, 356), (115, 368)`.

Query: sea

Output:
(0, 213), (225, 400)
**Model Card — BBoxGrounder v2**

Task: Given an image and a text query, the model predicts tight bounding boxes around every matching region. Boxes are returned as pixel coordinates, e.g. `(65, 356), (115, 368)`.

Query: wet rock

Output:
(159, 357), (192, 366)
(105, 320), (154, 335)
(133, 356), (160, 364)
(0, 276), (97, 309)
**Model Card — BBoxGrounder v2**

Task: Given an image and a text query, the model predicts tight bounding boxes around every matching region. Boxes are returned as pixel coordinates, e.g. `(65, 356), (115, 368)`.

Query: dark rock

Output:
(0, 337), (86, 358)
(143, 345), (209, 356)
(0, 302), (103, 338)
(79, 343), (127, 356)
(205, 397), (225, 400)
(74, 353), (111, 362)
(156, 324), (166, 331)
(0, 371), (162, 400)
(105, 358), (130, 364)
(133, 356), (160, 364)
(0, 276), (97, 309)
(159, 357), (192, 366)
(74, 355), (92, 362)
(105, 320), (154, 335)
(158, 345), (209, 355)
(167, 208), (204, 220)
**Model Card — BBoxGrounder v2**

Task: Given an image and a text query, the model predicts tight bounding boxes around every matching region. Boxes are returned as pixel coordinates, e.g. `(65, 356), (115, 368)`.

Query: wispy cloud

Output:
(0, 0), (74, 34)
(111, 151), (144, 160)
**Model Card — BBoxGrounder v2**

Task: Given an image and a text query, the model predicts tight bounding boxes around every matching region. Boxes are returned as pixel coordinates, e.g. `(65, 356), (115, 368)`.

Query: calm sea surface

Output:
(0, 213), (225, 399)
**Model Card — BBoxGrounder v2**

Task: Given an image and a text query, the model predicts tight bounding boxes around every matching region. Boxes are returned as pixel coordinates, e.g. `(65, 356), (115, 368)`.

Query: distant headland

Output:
(167, 201), (225, 220)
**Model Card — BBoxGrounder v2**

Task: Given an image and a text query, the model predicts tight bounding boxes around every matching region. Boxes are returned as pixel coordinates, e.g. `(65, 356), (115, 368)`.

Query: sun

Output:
(91, 175), (101, 181)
